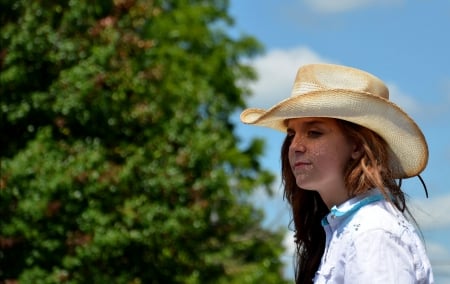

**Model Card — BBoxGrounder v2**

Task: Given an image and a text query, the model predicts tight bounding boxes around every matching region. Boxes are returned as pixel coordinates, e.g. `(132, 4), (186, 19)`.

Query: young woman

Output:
(241, 64), (434, 283)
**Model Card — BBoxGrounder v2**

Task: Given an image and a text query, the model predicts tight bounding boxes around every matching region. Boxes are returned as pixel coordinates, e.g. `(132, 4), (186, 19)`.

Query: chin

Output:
(296, 182), (315, 191)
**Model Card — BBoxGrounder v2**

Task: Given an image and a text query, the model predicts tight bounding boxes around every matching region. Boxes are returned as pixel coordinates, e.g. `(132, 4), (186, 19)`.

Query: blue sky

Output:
(229, 0), (450, 281)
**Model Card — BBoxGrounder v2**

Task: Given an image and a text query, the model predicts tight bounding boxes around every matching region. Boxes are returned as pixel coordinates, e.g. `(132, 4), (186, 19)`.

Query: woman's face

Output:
(287, 117), (359, 206)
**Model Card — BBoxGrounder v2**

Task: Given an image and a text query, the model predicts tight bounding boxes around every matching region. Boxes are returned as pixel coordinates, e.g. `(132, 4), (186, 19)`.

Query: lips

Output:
(294, 161), (311, 169)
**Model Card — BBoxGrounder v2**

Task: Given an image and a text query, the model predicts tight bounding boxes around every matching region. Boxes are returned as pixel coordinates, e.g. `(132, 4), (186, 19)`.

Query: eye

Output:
(307, 130), (322, 138)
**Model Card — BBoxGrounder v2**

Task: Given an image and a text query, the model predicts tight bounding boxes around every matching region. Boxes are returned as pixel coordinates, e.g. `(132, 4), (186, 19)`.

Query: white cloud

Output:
(386, 83), (421, 115)
(427, 241), (450, 261)
(425, 241), (450, 282)
(247, 46), (331, 108)
(408, 193), (450, 279)
(410, 194), (450, 230)
(282, 230), (296, 278)
(304, 0), (404, 14)
(385, 81), (449, 122)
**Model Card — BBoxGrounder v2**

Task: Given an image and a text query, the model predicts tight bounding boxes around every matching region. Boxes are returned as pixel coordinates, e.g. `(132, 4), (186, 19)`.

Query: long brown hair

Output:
(281, 118), (410, 284)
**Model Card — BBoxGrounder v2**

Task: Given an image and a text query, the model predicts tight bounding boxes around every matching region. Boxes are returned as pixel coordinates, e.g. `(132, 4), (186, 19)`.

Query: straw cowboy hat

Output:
(240, 63), (428, 179)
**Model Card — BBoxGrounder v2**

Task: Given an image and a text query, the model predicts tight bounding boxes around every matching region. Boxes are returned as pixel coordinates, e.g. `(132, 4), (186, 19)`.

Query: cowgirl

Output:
(241, 64), (434, 283)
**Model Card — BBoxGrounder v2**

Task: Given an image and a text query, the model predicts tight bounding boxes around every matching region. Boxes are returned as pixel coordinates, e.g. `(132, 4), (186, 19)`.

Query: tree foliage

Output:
(0, 0), (288, 283)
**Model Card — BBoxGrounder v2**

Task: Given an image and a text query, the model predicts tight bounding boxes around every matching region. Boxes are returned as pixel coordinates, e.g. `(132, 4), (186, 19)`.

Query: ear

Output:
(351, 143), (363, 160)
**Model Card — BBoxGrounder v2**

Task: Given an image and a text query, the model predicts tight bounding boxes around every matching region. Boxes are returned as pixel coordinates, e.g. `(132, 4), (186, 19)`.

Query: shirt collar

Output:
(321, 189), (385, 228)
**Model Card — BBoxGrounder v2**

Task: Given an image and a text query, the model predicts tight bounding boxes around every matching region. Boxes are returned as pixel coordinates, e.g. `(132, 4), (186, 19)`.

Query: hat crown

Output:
(291, 64), (389, 100)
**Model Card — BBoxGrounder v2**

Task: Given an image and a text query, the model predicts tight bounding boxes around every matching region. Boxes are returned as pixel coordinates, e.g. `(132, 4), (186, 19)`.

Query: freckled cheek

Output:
(309, 144), (327, 160)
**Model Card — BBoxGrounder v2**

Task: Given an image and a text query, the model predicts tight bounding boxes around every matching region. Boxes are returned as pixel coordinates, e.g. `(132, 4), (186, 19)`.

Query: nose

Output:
(290, 134), (306, 153)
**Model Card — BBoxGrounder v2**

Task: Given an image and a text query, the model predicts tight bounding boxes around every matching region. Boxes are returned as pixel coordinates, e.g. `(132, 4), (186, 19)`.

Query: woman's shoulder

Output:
(345, 200), (416, 237)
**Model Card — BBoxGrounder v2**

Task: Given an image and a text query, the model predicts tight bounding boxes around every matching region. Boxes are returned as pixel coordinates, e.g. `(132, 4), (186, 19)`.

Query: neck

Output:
(317, 184), (350, 209)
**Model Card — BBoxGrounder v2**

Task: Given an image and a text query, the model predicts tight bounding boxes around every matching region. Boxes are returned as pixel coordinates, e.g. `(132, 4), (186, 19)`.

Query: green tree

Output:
(0, 0), (288, 283)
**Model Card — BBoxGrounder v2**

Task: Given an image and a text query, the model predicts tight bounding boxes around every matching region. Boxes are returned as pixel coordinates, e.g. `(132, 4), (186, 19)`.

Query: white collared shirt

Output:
(313, 190), (434, 283)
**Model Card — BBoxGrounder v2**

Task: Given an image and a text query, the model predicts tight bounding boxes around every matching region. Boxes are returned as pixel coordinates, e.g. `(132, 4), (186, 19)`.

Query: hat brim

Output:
(240, 90), (428, 179)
